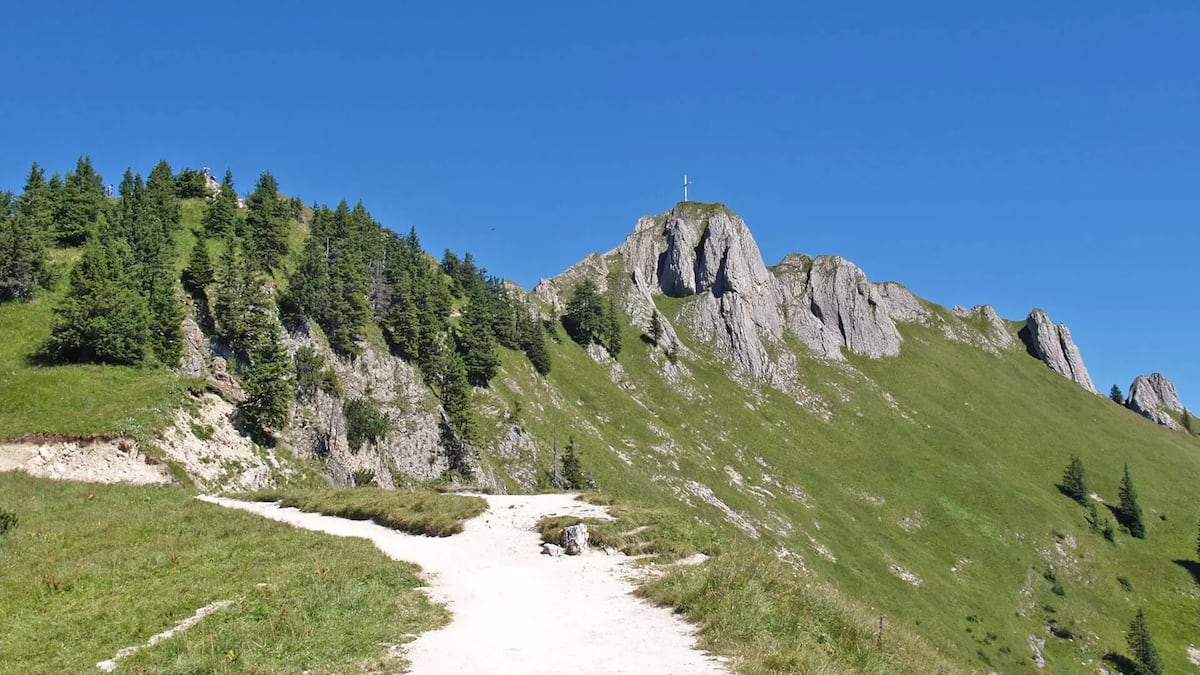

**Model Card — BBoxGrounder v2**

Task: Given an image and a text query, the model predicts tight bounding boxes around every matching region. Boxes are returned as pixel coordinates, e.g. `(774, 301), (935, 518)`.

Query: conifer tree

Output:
(145, 160), (181, 236)
(1125, 608), (1162, 675)
(1116, 463), (1146, 539)
(55, 156), (106, 246)
(182, 237), (214, 295)
(563, 278), (604, 346)
(650, 310), (663, 344)
(17, 163), (54, 240)
(438, 349), (474, 478)
(517, 304), (551, 375)
(213, 240), (276, 360)
(244, 172), (290, 270)
(456, 295), (500, 386)
(1110, 384), (1125, 406)
(561, 437), (584, 490)
(603, 296), (623, 357)
(203, 170), (238, 237)
(0, 187), (50, 301)
(241, 338), (293, 436)
(1060, 456), (1089, 505)
(44, 235), (148, 365)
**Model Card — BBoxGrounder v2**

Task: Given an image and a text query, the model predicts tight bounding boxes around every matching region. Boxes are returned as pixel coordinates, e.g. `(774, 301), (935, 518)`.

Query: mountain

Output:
(3, 175), (1198, 672)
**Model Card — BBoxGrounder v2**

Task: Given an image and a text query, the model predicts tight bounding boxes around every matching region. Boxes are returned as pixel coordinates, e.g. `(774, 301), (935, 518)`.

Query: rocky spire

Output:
(1126, 373), (1184, 429)
(1018, 309), (1098, 394)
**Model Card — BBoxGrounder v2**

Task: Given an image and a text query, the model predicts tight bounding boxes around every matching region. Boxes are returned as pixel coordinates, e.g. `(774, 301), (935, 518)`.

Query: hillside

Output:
(1, 162), (1198, 672)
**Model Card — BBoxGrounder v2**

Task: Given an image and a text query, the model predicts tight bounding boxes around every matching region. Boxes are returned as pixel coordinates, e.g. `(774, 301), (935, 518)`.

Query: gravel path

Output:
(200, 493), (728, 675)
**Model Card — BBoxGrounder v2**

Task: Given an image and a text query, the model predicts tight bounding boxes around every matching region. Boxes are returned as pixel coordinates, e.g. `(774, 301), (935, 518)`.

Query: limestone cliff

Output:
(1018, 309), (1098, 394)
(1126, 373), (1184, 430)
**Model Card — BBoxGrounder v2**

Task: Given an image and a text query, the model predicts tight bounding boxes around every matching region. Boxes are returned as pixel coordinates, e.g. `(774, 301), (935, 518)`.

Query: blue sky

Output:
(1, 2), (1196, 407)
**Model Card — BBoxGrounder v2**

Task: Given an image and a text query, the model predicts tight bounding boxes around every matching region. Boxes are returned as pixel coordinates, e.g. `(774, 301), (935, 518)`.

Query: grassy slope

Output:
(483, 299), (1200, 672)
(0, 472), (449, 674)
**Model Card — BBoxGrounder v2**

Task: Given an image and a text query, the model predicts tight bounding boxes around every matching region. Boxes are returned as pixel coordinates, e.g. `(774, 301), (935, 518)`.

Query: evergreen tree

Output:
(285, 201), (371, 354)
(1110, 384), (1125, 406)
(182, 237), (214, 295)
(145, 160), (181, 236)
(603, 296), (623, 357)
(17, 163), (54, 241)
(517, 304), (551, 375)
(438, 349), (474, 478)
(1125, 608), (1162, 675)
(241, 338), (293, 436)
(55, 156), (106, 246)
(117, 169), (181, 366)
(244, 172), (290, 270)
(1196, 520), (1199, 562)
(563, 278), (605, 346)
(456, 295), (500, 386)
(649, 310), (663, 344)
(561, 437), (584, 490)
(1059, 456), (1089, 505)
(213, 241), (275, 361)
(0, 188), (50, 301)
(1183, 409), (1194, 434)
(43, 235), (148, 365)
(203, 170), (238, 237)
(1116, 463), (1146, 539)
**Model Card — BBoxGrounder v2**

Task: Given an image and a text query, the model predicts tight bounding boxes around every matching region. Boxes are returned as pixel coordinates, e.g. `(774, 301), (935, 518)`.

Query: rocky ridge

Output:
(538, 202), (1021, 389)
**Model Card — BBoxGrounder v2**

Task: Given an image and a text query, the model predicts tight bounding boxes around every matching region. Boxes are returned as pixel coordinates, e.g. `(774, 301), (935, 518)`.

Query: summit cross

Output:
(682, 175), (693, 202)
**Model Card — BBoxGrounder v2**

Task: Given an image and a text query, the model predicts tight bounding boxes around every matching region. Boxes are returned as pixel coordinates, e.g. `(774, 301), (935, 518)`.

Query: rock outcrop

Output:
(1018, 310), (1098, 394)
(1126, 373), (1184, 429)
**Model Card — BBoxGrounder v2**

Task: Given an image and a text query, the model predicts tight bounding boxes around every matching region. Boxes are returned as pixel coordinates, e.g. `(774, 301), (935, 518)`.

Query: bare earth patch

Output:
(202, 493), (728, 674)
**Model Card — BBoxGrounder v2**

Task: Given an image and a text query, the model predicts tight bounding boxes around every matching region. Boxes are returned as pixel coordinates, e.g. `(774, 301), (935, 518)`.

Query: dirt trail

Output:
(200, 493), (728, 674)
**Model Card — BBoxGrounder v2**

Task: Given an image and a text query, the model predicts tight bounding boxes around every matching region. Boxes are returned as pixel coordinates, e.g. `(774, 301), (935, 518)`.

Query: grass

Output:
(0, 472), (446, 674)
(483, 279), (1200, 672)
(236, 487), (488, 536)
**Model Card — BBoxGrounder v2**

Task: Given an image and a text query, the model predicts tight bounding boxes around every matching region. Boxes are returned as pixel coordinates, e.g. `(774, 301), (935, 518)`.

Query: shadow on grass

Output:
(1173, 559), (1200, 586)
(1102, 652), (1138, 674)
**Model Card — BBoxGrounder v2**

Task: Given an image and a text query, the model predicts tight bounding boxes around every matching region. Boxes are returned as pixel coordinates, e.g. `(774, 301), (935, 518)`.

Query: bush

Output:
(0, 507), (18, 536)
(294, 346), (339, 401)
(344, 398), (389, 451)
(352, 468), (376, 487)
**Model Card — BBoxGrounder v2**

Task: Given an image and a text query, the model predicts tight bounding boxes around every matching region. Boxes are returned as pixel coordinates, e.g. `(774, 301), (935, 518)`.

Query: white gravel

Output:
(200, 493), (728, 674)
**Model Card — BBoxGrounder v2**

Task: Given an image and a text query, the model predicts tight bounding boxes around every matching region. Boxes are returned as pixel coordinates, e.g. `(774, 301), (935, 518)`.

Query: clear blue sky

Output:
(2, 2), (1196, 408)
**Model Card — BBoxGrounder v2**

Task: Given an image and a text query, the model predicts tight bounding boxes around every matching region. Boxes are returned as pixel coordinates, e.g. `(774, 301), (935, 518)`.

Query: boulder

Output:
(541, 543), (563, 557)
(560, 523), (590, 555)
(1018, 310), (1098, 394)
(1126, 373), (1184, 429)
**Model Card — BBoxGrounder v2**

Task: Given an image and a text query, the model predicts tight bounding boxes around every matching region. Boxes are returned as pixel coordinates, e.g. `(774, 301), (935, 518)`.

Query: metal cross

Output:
(682, 175), (693, 202)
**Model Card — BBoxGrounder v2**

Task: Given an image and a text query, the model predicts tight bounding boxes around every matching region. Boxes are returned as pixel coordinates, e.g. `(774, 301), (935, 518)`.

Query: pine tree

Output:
(1059, 456), (1089, 505)
(56, 156), (106, 246)
(0, 189), (50, 301)
(438, 349), (474, 478)
(563, 278), (604, 346)
(145, 160), (181, 236)
(1110, 384), (1125, 406)
(241, 338), (293, 436)
(561, 437), (584, 490)
(17, 163), (54, 240)
(43, 235), (149, 365)
(456, 295), (500, 387)
(1125, 608), (1163, 675)
(603, 296), (623, 357)
(182, 237), (214, 295)
(203, 170), (238, 237)
(1116, 463), (1146, 539)
(244, 172), (290, 270)
(517, 304), (551, 375)
(649, 310), (663, 344)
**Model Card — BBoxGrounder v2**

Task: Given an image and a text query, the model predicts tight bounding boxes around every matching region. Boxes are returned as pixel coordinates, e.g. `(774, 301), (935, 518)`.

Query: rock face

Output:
(537, 202), (1016, 387)
(179, 319), (246, 402)
(1126, 373), (1184, 429)
(560, 523), (590, 555)
(1018, 310), (1098, 394)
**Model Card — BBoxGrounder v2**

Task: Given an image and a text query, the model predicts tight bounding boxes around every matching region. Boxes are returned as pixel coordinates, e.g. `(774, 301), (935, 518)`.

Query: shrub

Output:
(352, 468), (376, 487)
(294, 346), (339, 401)
(344, 398), (389, 451)
(0, 507), (17, 536)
